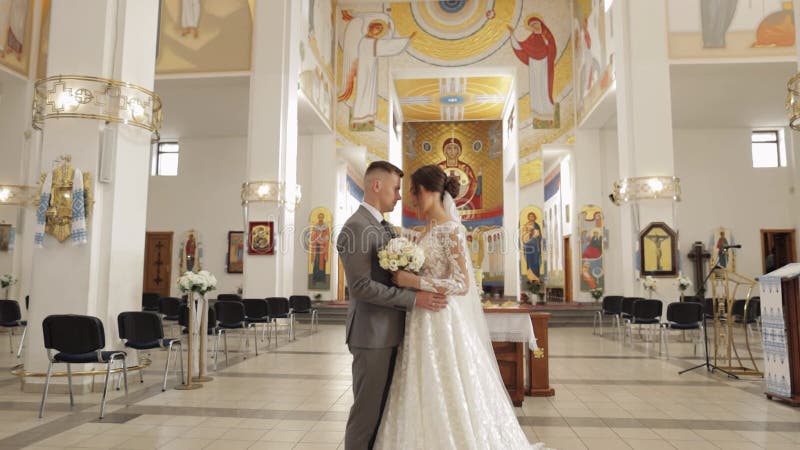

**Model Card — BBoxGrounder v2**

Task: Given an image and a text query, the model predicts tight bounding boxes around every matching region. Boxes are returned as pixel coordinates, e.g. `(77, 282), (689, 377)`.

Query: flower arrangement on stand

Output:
(527, 279), (544, 305)
(642, 276), (657, 298)
(1, 274), (17, 299)
(590, 288), (604, 303)
(176, 270), (217, 388)
(676, 275), (692, 300)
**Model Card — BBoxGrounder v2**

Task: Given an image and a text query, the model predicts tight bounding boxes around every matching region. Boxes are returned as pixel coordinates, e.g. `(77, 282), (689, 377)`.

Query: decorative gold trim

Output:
(38, 155), (94, 243)
(610, 176), (681, 205)
(11, 357), (151, 378)
(787, 72), (800, 131)
(0, 184), (37, 206)
(32, 74), (163, 140)
(241, 181), (302, 206)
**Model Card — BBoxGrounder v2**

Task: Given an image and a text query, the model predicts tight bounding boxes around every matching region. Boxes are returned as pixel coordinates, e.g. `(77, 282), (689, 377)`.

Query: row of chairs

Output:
(144, 293), (319, 338)
(40, 311), (183, 420)
(594, 295), (760, 357)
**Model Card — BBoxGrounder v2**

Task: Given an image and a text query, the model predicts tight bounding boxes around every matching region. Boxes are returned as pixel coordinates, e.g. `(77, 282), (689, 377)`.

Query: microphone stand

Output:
(678, 251), (739, 379)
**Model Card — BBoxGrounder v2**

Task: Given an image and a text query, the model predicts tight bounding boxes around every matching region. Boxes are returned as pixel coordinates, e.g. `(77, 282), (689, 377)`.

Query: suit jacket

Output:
(337, 206), (416, 348)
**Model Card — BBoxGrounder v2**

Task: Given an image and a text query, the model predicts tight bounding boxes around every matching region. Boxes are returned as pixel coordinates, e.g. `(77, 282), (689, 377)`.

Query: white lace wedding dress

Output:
(374, 221), (547, 450)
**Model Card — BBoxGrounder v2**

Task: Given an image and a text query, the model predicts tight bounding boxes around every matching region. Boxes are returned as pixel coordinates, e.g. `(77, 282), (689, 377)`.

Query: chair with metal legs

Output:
(0, 300), (26, 358)
(242, 298), (271, 344)
(289, 295), (318, 333)
(266, 297), (294, 346)
(659, 302), (703, 358)
(214, 301), (258, 367)
(593, 296), (622, 337)
(39, 315), (128, 419)
(118, 311), (184, 391)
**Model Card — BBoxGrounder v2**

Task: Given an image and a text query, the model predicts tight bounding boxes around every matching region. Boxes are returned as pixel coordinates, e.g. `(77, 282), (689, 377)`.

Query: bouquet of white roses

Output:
(378, 237), (425, 273)
(0, 274), (17, 289)
(677, 275), (692, 291)
(642, 275), (657, 292)
(177, 270), (218, 294)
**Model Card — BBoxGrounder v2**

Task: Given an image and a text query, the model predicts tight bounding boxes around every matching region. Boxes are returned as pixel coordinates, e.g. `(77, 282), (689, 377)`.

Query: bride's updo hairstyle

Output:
(410, 164), (460, 201)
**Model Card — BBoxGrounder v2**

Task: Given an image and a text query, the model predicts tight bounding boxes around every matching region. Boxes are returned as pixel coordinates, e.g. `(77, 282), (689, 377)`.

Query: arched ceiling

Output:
(394, 75), (512, 122)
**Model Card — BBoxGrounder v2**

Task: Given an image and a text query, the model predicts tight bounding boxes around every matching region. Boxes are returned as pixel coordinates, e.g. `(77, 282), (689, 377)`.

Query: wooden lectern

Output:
(760, 264), (800, 406)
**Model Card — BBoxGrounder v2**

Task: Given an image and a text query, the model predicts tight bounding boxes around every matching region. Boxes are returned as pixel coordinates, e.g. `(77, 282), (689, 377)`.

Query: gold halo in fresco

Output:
(388, 0), (522, 66)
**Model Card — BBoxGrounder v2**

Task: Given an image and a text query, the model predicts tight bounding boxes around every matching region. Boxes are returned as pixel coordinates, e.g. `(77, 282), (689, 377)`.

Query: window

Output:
(151, 141), (179, 176)
(751, 130), (786, 168)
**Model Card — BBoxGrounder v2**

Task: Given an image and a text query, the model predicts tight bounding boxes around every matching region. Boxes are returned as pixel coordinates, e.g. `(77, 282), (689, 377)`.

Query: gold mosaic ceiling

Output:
(394, 76), (512, 122)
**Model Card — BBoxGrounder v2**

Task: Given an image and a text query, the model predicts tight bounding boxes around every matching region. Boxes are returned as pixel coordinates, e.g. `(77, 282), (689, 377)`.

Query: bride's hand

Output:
(392, 270), (419, 289)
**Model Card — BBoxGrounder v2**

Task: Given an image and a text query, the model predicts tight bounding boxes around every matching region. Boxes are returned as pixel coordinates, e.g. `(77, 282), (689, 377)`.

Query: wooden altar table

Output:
(484, 308), (548, 406)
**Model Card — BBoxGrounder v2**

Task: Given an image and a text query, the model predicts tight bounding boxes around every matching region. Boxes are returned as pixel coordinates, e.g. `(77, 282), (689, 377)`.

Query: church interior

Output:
(0, 0), (800, 448)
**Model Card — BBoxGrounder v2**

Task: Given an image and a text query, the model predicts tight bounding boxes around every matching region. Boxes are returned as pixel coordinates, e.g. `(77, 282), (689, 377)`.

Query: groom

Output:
(337, 161), (447, 450)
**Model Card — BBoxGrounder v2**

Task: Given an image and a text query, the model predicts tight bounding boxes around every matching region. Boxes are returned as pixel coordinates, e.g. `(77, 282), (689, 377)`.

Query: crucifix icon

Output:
(646, 234), (669, 271)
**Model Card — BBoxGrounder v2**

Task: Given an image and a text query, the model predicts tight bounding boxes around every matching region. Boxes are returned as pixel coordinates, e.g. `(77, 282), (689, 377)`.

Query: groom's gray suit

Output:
(337, 205), (416, 450)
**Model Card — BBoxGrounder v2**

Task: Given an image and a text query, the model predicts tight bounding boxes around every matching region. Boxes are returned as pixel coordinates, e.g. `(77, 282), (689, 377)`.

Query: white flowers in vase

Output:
(642, 275), (657, 293)
(378, 237), (425, 272)
(177, 270), (218, 295)
(677, 275), (692, 292)
(0, 274), (17, 289)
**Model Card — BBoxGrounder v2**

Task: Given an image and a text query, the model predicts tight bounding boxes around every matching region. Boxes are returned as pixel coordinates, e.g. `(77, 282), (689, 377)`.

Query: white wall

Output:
(0, 74), (32, 296)
(146, 136), (247, 297)
(674, 127), (797, 293)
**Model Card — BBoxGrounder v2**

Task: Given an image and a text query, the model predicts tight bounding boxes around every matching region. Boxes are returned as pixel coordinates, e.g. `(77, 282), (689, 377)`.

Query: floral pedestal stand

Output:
(175, 292), (202, 391)
(193, 294), (213, 382)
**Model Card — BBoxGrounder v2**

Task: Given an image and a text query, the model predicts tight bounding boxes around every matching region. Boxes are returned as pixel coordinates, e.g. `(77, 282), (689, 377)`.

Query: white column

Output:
(612, 0), (678, 297)
(243, 0), (301, 298)
(24, 0), (159, 389)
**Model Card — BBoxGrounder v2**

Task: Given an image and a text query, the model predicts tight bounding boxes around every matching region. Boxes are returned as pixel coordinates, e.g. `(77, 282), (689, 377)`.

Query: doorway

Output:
(563, 235), (572, 303)
(761, 229), (796, 274)
(143, 232), (173, 298)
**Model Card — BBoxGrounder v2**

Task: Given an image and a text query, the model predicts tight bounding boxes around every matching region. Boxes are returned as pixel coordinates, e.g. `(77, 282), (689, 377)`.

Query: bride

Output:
(375, 165), (547, 449)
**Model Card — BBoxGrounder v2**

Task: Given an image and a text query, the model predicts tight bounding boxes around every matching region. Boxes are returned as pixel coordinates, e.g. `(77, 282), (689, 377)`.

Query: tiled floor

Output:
(0, 321), (797, 449)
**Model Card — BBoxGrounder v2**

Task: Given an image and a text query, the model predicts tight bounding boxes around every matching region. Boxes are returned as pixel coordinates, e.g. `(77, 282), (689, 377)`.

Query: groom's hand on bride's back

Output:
(415, 291), (448, 312)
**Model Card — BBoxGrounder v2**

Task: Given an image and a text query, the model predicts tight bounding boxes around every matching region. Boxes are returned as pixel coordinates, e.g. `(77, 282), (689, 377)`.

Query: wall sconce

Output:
(0, 185), (37, 206)
(787, 72), (800, 130)
(610, 176), (681, 205)
(32, 74), (163, 140)
(241, 181), (302, 207)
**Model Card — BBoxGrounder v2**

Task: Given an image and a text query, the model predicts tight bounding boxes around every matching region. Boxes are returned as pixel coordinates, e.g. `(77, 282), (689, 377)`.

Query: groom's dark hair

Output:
(365, 161), (404, 179)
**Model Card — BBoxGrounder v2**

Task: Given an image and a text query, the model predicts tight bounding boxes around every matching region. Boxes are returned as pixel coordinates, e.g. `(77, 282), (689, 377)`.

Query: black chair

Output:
(660, 302), (703, 358)
(178, 305), (220, 371)
(216, 294), (242, 302)
(0, 300), (26, 358)
(289, 295), (318, 333)
(620, 297), (638, 323)
(624, 299), (663, 345)
(214, 301), (258, 367)
(118, 312), (184, 391)
(242, 298), (272, 344)
(158, 297), (183, 337)
(731, 298), (761, 336)
(141, 292), (160, 312)
(266, 297), (294, 345)
(593, 295), (623, 337)
(39, 315), (128, 419)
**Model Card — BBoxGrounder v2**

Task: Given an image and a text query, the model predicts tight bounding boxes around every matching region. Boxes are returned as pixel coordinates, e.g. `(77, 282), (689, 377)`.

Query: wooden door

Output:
(563, 236), (572, 303)
(143, 232), (173, 298)
(762, 229), (797, 273)
(337, 258), (347, 302)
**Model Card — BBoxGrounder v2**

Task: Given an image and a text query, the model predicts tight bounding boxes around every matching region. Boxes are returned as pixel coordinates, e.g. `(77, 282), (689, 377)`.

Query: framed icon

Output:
(639, 222), (678, 277)
(248, 221), (274, 255)
(227, 231), (244, 273)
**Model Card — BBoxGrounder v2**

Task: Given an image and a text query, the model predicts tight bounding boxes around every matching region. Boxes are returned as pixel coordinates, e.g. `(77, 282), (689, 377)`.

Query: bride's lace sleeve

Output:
(419, 224), (470, 296)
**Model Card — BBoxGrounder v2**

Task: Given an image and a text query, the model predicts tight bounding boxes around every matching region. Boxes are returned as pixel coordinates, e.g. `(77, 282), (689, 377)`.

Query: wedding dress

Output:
(374, 205), (547, 449)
